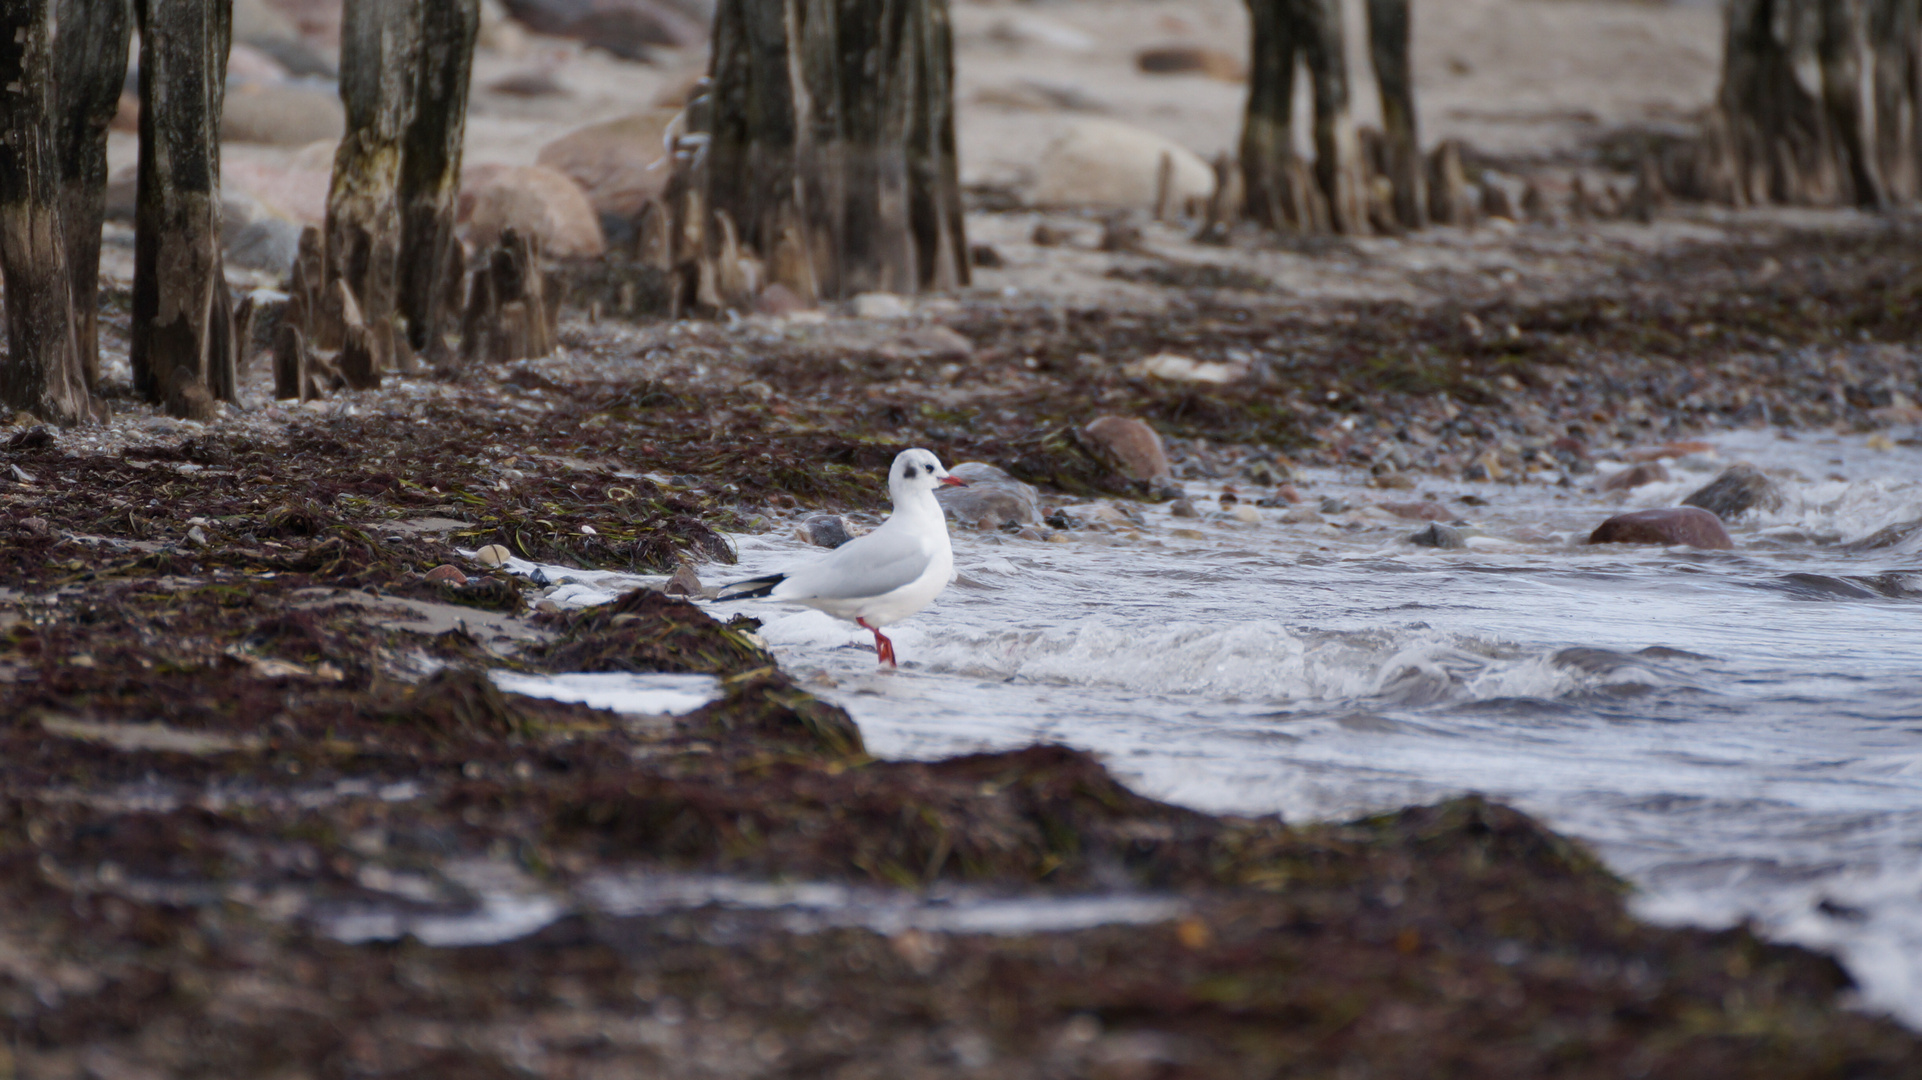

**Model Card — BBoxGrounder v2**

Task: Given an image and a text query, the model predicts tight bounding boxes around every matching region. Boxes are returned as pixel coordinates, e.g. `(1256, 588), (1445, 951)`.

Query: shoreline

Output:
(2, 214), (1921, 1073)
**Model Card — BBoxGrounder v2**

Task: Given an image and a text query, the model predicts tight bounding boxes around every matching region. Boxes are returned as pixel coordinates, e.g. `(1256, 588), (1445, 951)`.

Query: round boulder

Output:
(535, 108), (678, 221)
(1588, 507), (1733, 550)
(460, 164), (607, 258)
(1081, 416), (1171, 482)
(220, 84), (345, 145)
(1032, 118), (1215, 212)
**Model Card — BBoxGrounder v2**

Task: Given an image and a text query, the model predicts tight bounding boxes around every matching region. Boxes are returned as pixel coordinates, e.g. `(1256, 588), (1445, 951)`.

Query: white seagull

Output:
(717, 448), (966, 667)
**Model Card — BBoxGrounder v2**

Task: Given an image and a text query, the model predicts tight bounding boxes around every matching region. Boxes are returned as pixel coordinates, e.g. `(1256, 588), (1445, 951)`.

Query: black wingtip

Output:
(716, 573), (786, 601)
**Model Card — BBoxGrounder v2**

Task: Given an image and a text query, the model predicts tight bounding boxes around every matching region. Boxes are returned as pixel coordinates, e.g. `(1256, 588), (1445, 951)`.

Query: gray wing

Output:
(776, 524), (931, 601)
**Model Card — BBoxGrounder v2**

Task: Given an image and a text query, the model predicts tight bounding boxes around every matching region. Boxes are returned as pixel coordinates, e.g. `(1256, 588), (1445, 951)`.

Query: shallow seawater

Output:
(678, 427), (1922, 1025)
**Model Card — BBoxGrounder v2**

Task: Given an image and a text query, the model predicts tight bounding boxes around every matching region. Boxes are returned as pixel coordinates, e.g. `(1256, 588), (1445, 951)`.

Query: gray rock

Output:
(935, 461), (1042, 529)
(1682, 464), (1782, 520)
(1408, 522), (1466, 549)
(224, 216), (302, 274)
(798, 514), (853, 549)
(1168, 497), (1198, 518)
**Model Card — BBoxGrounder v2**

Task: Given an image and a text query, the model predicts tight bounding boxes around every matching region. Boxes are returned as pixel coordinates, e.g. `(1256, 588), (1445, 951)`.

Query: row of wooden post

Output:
(0, 0), (512, 428)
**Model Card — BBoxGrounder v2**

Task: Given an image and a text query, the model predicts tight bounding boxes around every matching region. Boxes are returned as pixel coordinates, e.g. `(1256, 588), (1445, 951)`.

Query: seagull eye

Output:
(903, 465), (917, 478)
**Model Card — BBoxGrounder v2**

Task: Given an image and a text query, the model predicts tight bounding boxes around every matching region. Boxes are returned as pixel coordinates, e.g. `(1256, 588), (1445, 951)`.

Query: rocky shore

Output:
(2, 216), (1921, 1075)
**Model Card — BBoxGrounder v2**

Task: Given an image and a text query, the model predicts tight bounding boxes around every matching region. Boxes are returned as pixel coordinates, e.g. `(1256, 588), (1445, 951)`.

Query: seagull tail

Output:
(716, 573), (786, 601)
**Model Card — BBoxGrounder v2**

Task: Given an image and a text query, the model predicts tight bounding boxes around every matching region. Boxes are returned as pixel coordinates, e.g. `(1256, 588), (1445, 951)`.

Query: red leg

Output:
(857, 618), (897, 667)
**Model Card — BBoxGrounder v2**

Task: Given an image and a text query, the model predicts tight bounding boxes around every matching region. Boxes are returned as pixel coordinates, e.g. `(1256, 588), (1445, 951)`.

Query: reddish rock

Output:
(535, 109), (678, 220)
(459, 165), (606, 259)
(1135, 45), (1246, 82)
(1597, 461), (1670, 492)
(424, 564), (469, 585)
(1082, 416), (1171, 482)
(1587, 507), (1733, 550)
(753, 283), (808, 317)
(1621, 440), (1713, 463)
(1379, 500), (1451, 521)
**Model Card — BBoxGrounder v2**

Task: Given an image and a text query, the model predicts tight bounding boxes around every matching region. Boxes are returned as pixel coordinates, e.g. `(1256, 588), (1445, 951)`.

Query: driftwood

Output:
(0, 0), (93, 426)
(131, 0), (236, 415)
(53, 0), (135, 392)
(460, 229), (556, 365)
(699, 0), (969, 305)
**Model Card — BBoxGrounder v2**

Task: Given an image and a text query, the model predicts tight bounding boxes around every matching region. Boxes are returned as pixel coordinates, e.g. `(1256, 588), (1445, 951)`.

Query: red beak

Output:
(940, 475), (968, 487)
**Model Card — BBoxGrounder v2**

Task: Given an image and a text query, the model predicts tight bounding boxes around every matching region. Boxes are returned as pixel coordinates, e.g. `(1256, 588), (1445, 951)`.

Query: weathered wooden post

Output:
(131, 0), (236, 416)
(321, 0), (422, 356)
(702, 0), (968, 304)
(0, 0), (92, 426)
(54, 0), (134, 392)
(1238, 0), (1368, 234)
(1367, 0), (1424, 229)
(1711, 0), (1920, 208)
(395, 0), (478, 361)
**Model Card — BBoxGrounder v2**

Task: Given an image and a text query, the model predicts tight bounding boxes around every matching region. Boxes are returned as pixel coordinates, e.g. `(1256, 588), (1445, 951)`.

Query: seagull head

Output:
(889, 448), (965, 503)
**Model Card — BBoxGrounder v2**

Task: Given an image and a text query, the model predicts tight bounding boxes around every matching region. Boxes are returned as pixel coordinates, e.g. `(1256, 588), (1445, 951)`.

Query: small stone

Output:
(18, 516), (50, 537)
(664, 563), (702, 596)
(1318, 496), (1349, 514)
(1598, 461), (1671, 492)
(1408, 523), (1466, 549)
(1255, 484), (1304, 507)
(580, 524), (598, 535)
(475, 544), (513, 567)
(852, 292), (912, 319)
(1681, 464), (1783, 520)
(969, 243), (1004, 268)
(1082, 415), (1172, 481)
(186, 525), (210, 548)
(1372, 472), (1416, 490)
(1588, 507), (1734, 550)
(1279, 508), (1322, 524)
(1135, 44), (1245, 81)
(798, 514), (854, 548)
(1168, 498), (1198, 518)
(425, 564), (469, 585)
(1229, 504), (1261, 524)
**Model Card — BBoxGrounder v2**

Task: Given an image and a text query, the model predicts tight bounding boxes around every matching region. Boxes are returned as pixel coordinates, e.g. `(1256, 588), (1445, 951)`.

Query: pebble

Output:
(185, 526), (209, 548)
(424, 564), (469, 585)
(664, 563), (703, 596)
(852, 292), (912, 319)
(1378, 500), (1450, 521)
(1228, 504), (1261, 524)
(1279, 508), (1322, 524)
(1598, 461), (1671, 492)
(1168, 498), (1198, 518)
(798, 514), (854, 548)
(475, 544), (512, 567)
